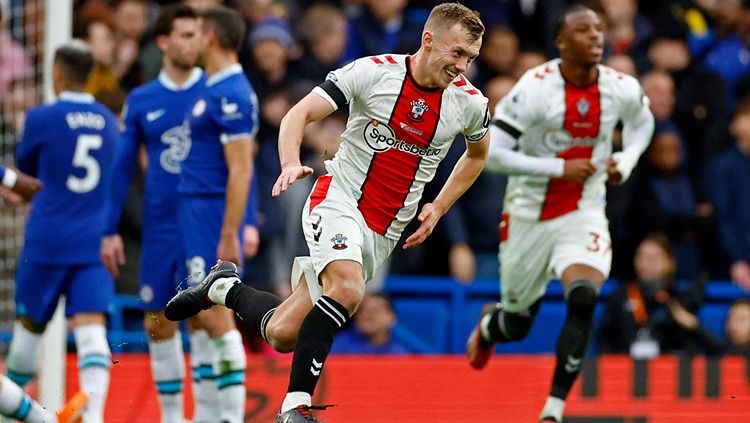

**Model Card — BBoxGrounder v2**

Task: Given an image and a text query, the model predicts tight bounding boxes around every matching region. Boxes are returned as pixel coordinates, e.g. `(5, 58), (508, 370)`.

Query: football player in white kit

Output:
(466, 5), (654, 423)
(165, 3), (490, 422)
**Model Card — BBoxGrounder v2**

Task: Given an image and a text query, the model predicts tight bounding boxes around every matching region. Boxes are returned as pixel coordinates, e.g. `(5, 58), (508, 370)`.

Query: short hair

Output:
(553, 4), (596, 38)
(424, 2), (484, 42)
(154, 3), (199, 38)
(201, 5), (246, 52)
(54, 39), (95, 85)
(298, 4), (345, 44)
(640, 232), (674, 261)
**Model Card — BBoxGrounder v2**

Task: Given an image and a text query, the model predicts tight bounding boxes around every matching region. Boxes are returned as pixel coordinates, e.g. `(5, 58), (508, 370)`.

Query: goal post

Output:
(38, 0), (72, 411)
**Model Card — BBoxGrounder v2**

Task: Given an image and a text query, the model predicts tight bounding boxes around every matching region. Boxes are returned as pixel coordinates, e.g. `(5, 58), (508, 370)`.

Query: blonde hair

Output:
(424, 2), (484, 42)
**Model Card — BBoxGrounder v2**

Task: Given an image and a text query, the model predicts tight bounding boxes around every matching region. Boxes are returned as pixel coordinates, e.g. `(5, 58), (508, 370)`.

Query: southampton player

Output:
(466, 6), (654, 423)
(175, 6), (257, 423)
(166, 3), (489, 422)
(6, 40), (118, 423)
(100, 5), (207, 422)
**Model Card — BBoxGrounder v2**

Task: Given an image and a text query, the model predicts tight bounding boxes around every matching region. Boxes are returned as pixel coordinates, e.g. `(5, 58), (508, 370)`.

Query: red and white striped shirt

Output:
(490, 59), (653, 221)
(313, 54), (489, 240)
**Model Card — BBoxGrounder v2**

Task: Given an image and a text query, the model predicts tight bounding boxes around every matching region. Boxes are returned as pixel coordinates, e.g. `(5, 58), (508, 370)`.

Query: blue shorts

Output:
(15, 262), (114, 325)
(139, 230), (182, 311)
(179, 195), (243, 286)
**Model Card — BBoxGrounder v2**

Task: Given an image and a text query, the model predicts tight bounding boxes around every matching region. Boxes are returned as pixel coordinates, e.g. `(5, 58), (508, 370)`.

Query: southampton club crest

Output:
(331, 233), (348, 250)
(408, 98), (429, 122)
(576, 98), (590, 117)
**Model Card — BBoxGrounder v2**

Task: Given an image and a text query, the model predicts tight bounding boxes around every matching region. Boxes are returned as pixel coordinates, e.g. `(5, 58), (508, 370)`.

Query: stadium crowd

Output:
(1, 0), (750, 355)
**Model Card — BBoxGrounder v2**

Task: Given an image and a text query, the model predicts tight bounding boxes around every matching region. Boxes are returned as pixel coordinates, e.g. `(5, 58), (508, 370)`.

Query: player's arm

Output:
(608, 83), (655, 184)
(101, 101), (141, 277)
(486, 121), (596, 183)
(272, 92), (334, 196)
(403, 133), (489, 250)
(220, 138), (253, 264)
(0, 165), (42, 203)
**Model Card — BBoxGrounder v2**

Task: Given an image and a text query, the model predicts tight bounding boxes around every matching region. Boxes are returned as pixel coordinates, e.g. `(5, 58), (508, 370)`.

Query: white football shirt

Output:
(492, 59), (653, 221)
(313, 54), (490, 240)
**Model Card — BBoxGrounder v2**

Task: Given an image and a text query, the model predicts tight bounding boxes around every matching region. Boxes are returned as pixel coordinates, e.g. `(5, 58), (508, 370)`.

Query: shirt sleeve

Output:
(463, 96), (490, 143)
(312, 57), (379, 111)
(613, 76), (654, 183)
(492, 71), (542, 137)
(210, 88), (260, 145)
(104, 99), (140, 235)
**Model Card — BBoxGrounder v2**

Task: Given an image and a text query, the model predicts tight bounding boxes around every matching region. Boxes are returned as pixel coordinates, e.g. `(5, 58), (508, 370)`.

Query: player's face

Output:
(427, 23), (481, 89)
(164, 18), (202, 70)
(557, 9), (604, 67)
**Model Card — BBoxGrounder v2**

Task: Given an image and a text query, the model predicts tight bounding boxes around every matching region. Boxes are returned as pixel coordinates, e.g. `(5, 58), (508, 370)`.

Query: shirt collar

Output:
(158, 67), (203, 91)
(59, 91), (95, 103)
(206, 63), (243, 87)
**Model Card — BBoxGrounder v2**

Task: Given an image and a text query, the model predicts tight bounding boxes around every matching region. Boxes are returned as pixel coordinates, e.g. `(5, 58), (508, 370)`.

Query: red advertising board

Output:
(62, 354), (750, 422)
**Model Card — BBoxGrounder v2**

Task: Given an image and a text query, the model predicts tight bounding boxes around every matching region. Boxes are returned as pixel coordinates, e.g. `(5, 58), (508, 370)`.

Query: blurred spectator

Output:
(331, 293), (409, 354)
(512, 49), (547, 80)
(724, 299), (750, 353)
(700, 0), (750, 106)
(648, 29), (730, 176)
(604, 53), (637, 76)
(343, 0), (423, 62)
(597, 233), (716, 356)
(641, 70), (676, 125)
(483, 75), (516, 114)
(472, 25), (518, 89)
(601, 0), (653, 74)
(183, 0), (222, 12)
(705, 101), (750, 291)
(75, 1), (127, 111)
(0, 3), (31, 99)
(111, 0), (149, 90)
(294, 3), (348, 83)
(243, 18), (297, 100)
(626, 124), (714, 280)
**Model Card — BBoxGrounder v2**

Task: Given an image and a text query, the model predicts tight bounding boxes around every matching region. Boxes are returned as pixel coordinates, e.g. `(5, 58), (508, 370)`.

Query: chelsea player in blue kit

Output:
(177, 6), (258, 422)
(6, 41), (117, 423)
(101, 5), (206, 422)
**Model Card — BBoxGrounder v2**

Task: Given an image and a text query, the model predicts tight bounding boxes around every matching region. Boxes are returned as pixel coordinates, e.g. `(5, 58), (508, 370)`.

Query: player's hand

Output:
(12, 169), (42, 202)
(449, 243), (476, 284)
(272, 164), (314, 197)
(403, 202), (445, 250)
(101, 234), (125, 278)
(217, 232), (241, 265)
(562, 158), (596, 183)
(606, 158), (623, 186)
(242, 224), (260, 259)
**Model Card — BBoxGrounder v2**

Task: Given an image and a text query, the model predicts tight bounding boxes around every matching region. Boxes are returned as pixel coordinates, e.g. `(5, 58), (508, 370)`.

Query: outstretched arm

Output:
(403, 134), (489, 250)
(272, 92), (335, 196)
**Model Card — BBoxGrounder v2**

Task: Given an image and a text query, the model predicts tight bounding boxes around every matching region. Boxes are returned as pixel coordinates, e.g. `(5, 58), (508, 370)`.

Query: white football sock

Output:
(189, 330), (218, 423)
(540, 396), (565, 422)
(6, 322), (41, 387)
(148, 333), (186, 423)
(74, 324), (111, 423)
(280, 392), (311, 413)
(0, 375), (56, 423)
(212, 329), (246, 423)
(207, 276), (241, 306)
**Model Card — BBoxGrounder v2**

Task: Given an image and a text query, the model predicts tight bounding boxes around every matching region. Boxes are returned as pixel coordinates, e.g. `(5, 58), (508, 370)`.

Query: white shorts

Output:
(499, 208), (611, 313)
(291, 175), (397, 303)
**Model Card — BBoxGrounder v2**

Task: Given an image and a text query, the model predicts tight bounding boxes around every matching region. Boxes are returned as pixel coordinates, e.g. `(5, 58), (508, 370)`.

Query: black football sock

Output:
(550, 281), (597, 399)
(224, 283), (283, 341)
(287, 296), (349, 395)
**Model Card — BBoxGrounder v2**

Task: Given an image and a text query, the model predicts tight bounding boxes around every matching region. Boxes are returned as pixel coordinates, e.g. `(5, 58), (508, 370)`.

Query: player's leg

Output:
(186, 323), (216, 423)
(540, 211), (609, 423)
(0, 375), (59, 422)
(6, 264), (66, 390)
(467, 215), (553, 369)
(67, 264), (115, 423)
(280, 259), (363, 417)
(140, 241), (187, 423)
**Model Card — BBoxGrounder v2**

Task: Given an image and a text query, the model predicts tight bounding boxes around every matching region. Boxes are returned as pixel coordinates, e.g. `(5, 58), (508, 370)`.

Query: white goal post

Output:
(38, 0), (72, 412)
